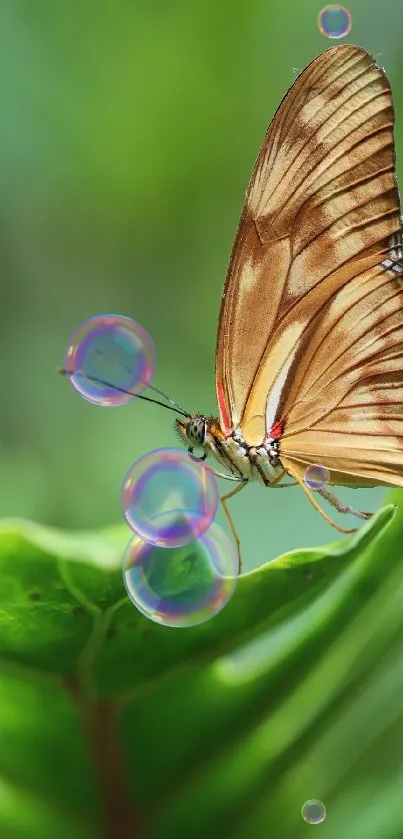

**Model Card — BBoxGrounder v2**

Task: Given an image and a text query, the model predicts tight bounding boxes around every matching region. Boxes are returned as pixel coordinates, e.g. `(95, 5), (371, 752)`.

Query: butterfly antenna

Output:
(57, 366), (190, 419)
(93, 348), (187, 415)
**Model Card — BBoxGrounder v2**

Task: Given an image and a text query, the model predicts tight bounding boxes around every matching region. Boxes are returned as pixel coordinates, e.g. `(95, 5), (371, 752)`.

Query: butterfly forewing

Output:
(216, 44), (403, 488)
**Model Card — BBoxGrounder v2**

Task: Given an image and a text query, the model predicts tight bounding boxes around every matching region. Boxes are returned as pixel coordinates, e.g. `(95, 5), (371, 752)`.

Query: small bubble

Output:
(121, 448), (219, 548)
(301, 799), (327, 824)
(64, 314), (155, 406)
(317, 4), (352, 39)
(123, 521), (238, 627)
(304, 464), (330, 491)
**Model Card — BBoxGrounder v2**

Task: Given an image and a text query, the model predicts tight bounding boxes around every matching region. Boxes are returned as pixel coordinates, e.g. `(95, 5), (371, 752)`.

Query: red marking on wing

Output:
(216, 380), (232, 436)
(269, 420), (284, 440)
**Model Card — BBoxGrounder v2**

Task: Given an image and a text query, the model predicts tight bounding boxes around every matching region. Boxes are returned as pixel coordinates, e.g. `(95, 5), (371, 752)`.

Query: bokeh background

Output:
(1, 0), (403, 570)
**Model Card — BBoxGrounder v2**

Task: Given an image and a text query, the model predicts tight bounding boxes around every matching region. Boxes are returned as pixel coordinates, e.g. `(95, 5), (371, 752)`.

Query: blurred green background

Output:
(1, 5), (403, 839)
(1, 0), (403, 570)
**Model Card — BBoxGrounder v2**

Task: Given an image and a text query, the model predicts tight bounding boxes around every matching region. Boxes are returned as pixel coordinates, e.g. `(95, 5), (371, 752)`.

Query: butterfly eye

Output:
(186, 417), (206, 447)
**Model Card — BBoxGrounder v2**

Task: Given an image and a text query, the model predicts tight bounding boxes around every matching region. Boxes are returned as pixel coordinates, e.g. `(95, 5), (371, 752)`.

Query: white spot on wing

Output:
(238, 258), (256, 296)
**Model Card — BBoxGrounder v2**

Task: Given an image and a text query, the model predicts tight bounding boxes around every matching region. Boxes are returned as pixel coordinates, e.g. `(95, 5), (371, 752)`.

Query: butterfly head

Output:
(175, 413), (227, 458)
(175, 414), (207, 456)
(176, 414), (255, 482)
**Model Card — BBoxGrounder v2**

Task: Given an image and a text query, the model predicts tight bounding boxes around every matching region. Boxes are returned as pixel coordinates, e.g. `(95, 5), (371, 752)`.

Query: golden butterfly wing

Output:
(215, 44), (402, 452)
(280, 256), (403, 488)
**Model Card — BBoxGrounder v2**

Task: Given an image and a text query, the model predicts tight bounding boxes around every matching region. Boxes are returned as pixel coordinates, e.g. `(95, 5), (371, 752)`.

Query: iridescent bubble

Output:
(64, 314), (155, 406)
(123, 521), (238, 627)
(317, 4), (352, 39)
(121, 448), (219, 548)
(301, 799), (327, 824)
(304, 464), (330, 491)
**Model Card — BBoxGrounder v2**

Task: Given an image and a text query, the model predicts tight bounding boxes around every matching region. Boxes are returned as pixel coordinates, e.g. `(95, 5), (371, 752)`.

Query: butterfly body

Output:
(176, 415), (283, 485)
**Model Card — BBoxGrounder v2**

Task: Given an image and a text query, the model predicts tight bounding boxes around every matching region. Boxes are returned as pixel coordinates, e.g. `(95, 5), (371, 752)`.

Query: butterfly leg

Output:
(286, 465), (360, 533)
(220, 481), (248, 573)
(316, 487), (373, 521)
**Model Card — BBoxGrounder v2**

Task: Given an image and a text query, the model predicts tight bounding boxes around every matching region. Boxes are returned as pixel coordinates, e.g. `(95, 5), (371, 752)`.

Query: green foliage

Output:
(1, 504), (402, 839)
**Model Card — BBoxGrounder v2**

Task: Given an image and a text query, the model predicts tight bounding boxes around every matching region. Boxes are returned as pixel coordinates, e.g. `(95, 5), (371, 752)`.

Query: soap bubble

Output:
(317, 5), (352, 39)
(304, 464), (330, 491)
(64, 314), (155, 406)
(123, 521), (238, 627)
(301, 799), (327, 824)
(121, 448), (219, 547)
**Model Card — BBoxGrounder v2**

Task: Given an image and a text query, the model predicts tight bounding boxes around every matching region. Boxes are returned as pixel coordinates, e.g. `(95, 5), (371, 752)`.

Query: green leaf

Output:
(0, 504), (402, 839)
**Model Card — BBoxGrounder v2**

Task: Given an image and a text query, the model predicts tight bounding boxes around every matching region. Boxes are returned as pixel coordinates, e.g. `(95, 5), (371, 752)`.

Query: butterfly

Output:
(174, 43), (403, 563)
